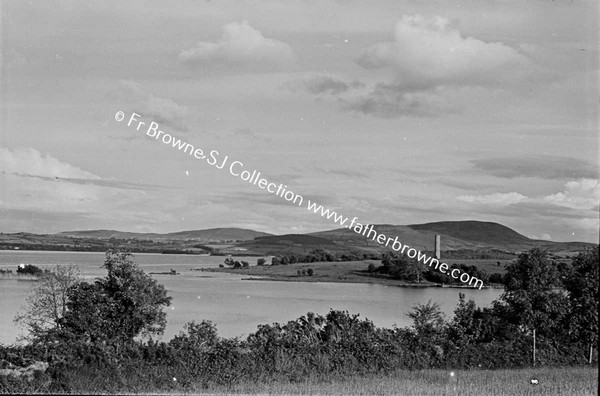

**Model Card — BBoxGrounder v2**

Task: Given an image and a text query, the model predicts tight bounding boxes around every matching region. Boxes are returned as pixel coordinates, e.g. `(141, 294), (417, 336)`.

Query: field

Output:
(204, 259), (511, 288)
(209, 367), (598, 396)
(63, 367), (596, 395)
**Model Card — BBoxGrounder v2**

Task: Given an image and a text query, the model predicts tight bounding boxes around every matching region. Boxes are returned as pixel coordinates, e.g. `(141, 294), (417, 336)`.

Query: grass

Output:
(203, 260), (425, 287)
(203, 259), (505, 288)
(96, 367), (598, 395)
(443, 259), (513, 275)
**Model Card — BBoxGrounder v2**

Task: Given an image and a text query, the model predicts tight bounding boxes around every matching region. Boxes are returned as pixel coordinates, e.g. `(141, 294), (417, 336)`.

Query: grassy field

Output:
(443, 259), (513, 275)
(203, 259), (507, 288)
(110, 367), (597, 395)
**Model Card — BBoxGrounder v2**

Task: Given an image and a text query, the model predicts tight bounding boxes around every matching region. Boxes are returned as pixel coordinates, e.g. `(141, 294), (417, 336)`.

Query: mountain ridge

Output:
(1, 221), (596, 255)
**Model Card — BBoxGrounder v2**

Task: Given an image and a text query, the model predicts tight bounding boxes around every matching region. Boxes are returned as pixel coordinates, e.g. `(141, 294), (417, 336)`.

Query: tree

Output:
(257, 258), (266, 266)
(499, 247), (569, 366)
(565, 247), (599, 363)
(407, 300), (445, 338)
(381, 255), (422, 282)
(59, 250), (172, 344)
(500, 248), (568, 338)
(15, 264), (82, 339)
(16, 264), (44, 276)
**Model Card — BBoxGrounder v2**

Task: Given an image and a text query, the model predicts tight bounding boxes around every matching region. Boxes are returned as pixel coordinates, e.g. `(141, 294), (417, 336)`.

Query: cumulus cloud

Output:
(179, 20), (295, 71)
(337, 14), (537, 118)
(471, 156), (599, 180)
(543, 178), (599, 210)
(357, 15), (533, 89)
(120, 80), (189, 131)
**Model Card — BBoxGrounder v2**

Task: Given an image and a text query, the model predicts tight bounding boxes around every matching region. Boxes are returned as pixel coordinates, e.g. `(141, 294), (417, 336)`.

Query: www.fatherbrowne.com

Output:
(116, 111), (484, 289)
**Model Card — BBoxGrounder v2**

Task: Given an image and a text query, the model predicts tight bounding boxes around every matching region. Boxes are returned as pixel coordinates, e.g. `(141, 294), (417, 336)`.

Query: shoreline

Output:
(201, 260), (504, 290)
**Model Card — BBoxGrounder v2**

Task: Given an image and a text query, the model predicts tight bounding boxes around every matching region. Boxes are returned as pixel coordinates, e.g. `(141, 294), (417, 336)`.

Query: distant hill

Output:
(407, 221), (531, 246)
(309, 225), (488, 252)
(2, 221), (595, 255)
(311, 221), (597, 254)
(59, 228), (272, 242)
(235, 234), (367, 256)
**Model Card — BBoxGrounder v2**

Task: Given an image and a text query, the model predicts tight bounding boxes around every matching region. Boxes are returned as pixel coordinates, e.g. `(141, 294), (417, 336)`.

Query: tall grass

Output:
(182, 367), (597, 396)
(54, 367), (596, 395)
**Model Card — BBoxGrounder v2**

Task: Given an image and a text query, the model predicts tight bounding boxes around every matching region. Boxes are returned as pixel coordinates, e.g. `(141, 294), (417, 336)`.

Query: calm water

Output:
(0, 250), (502, 345)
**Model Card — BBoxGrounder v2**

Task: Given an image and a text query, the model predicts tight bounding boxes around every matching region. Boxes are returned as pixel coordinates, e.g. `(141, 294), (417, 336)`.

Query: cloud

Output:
(336, 14), (538, 118)
(341, 83), (455, 118)
(179, 20), (295, 71)
(288, 75), (365, 95)
(0, 147), (100, 180)
(120, 80), (190, 131)
(296, 14), (534, 119)
(357, 14), (533, 89)
(287, 75), (454, 118)
(0, 146), (183, 232)
(452, 178), (599, 241)
(471, 156), (599, 180)
(457, 192), (527, 206)
(231, 127), (260, 140)
(543, 178), (599, 211)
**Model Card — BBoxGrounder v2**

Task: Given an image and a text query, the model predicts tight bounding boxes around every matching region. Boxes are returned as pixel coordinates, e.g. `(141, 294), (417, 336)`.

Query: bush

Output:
(307, 268), (314, 276)
(16, 264), (44, 276)
(257, 258), (266, 266)
(489, 273), (505, 284)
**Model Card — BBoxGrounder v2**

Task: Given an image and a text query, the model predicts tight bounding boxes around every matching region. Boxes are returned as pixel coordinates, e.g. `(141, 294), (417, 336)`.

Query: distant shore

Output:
(201, 260), (504, 289)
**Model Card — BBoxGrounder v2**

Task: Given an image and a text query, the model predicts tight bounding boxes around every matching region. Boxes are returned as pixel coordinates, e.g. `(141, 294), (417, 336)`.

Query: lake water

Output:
(0, 250), (502, 345)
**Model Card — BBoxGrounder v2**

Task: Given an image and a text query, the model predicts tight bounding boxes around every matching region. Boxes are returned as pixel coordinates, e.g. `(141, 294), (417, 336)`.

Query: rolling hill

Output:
(1, 221), (595, 255)
(407, 221), (531, 246)
(234, 234), (365, 256)
(58, 228), (271, 242)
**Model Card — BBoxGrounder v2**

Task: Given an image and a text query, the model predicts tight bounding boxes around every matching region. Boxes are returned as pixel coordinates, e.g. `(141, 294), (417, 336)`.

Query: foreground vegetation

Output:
(0, 248), (597, 394)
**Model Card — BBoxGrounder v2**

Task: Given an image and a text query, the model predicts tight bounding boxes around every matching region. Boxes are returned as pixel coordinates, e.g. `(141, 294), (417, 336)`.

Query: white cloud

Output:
(457, 192), (528, 206)
(120, 80), (190, 131)
(357, 15), (533, 89)
(0, 147), (101, 180)
(0, 146), (180, 230)
(543, 178), (599, 210)
(179, 20), (295, 71)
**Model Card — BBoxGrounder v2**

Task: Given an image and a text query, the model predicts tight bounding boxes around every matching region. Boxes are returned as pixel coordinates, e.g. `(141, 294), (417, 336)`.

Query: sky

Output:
(0, 0), (598, 243)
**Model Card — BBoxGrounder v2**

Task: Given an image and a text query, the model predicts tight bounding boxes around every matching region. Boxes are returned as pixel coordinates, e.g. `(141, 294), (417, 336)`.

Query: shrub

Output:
(257, 258), (266, 266)
(489, 273), (504, 284)
(307, 268), (314, 276)
(16, 264), (44, 276)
